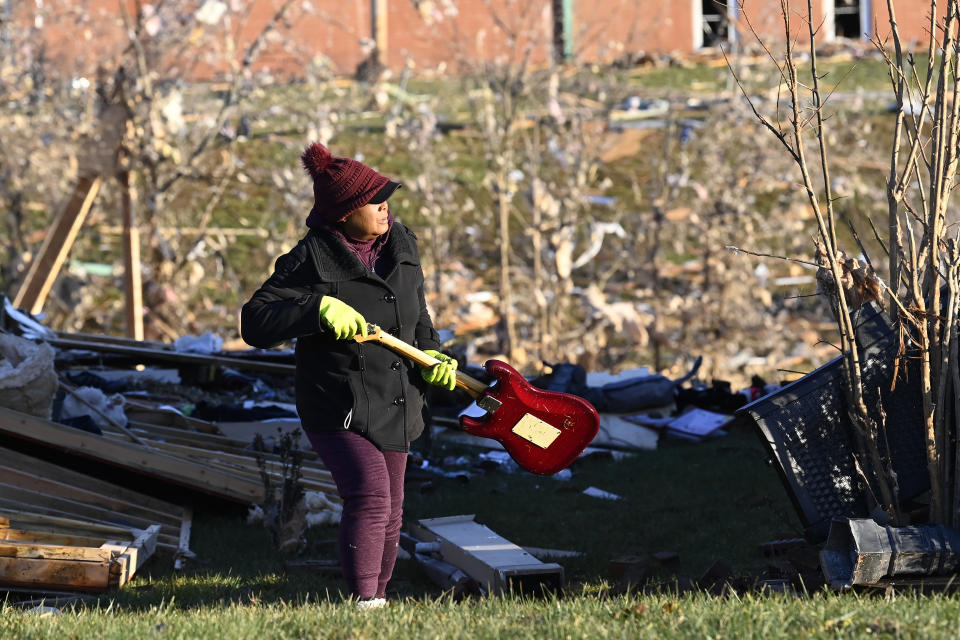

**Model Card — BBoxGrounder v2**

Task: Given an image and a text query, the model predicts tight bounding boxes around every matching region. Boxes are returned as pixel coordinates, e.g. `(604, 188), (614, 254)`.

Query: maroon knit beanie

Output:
(301, 142), (391, 227)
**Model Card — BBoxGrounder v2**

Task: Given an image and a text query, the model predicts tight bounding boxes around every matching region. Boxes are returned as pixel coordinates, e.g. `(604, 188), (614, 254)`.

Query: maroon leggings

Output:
(307, 430), (407, 599)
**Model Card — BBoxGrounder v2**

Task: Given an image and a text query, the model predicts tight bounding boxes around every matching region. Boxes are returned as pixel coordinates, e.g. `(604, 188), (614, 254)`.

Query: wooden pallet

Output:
(0, 519), (160, 592)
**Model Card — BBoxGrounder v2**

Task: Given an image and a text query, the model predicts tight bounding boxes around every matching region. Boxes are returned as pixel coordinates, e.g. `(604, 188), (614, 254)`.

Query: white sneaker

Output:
(355, 597), (387, 610)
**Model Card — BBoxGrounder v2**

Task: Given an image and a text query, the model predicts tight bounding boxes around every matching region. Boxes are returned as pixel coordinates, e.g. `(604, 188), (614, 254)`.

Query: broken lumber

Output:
(0, 406), (265, 503)
(13, 175), (103, 315)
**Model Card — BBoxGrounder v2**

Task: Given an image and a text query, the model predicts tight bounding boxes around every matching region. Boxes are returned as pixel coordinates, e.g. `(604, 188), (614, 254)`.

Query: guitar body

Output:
(459, 360), (600, 475)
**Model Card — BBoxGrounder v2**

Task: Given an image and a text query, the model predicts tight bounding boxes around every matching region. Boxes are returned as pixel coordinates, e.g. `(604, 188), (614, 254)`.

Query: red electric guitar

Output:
(356, 325), (599, 475)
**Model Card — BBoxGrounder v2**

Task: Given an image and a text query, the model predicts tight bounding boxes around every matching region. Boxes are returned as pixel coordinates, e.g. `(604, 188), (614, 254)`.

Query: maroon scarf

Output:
(322, 212), (395, 271)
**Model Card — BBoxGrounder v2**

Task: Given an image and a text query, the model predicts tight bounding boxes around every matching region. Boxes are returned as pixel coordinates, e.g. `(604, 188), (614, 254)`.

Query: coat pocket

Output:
(346, 373), (370, 434)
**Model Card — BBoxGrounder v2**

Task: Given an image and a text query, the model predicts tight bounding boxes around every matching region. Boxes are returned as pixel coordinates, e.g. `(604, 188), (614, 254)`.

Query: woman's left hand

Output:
(421, 350), (458, 390)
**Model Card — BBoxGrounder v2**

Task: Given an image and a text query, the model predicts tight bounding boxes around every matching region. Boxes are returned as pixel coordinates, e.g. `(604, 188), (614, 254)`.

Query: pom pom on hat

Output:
(301, 143), (334, 180)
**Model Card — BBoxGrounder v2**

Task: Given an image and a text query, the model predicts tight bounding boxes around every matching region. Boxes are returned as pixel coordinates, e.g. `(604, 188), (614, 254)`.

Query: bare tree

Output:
(731, 0), (960, 525)
(876, 0), (960, 525)
(730, 0), (901, 522)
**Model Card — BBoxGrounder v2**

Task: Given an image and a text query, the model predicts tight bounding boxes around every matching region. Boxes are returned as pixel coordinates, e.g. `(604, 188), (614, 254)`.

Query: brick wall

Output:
(9, 0), (939, 80)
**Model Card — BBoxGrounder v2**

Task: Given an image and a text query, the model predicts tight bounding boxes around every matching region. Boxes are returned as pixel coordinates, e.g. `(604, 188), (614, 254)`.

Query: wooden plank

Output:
(124, 406), (220, 433)
(56, 331), (294, 366)
(0, 510), (137, 538)
(372, 0), (388, 63)
(13, 175), (103, 314)
(49, 337), (296, 375)
(106, 424), (330, 476)
(0, 528), (107, 549)
(0, 540), (113, 563)
(0, 481), (177, 532)
(127, 420), (252, 449)
(0, 497), (179, 549)
(0, 405), (265, 503)
(0, 555), (112, 591)
(98, 432), (336, 488)
(0, 466), (181, 528)
(120, 169), (144, 340)
(126, 419), (322, 464)
(0, 446), (185, 521)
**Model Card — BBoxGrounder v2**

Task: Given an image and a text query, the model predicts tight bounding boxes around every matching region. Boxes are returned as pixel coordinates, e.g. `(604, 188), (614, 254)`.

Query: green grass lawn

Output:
(5, 426), (960, 638)
(6, 590), (960, 639)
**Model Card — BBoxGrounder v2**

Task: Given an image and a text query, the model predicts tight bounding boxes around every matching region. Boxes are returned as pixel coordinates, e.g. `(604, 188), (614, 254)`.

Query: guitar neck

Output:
(363, 329), (489, 398)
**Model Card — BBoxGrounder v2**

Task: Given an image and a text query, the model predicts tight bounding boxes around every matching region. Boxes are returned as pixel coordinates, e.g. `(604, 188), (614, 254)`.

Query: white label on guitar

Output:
(511, 413), (561, 449)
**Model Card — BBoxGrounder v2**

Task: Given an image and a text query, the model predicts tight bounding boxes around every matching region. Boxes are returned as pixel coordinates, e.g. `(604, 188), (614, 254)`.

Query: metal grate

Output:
(738, 304), (928, 541)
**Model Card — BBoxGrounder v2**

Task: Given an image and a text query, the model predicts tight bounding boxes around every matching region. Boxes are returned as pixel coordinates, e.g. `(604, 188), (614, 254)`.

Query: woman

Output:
(240, 142), (457, 608)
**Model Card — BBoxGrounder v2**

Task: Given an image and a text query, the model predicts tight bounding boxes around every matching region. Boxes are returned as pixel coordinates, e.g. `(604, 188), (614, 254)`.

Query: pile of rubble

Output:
(0, 298), (340, 598)
(0, 296), (791, 600)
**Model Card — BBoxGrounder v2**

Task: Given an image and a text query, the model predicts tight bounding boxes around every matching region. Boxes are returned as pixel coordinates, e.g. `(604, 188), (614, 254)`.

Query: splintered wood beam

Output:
(13, 174), (103, 314)
(0, 406), (265, 503)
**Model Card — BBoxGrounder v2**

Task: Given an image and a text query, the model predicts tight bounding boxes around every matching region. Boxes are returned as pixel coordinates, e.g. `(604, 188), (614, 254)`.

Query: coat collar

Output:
(305, 222), (419, 281)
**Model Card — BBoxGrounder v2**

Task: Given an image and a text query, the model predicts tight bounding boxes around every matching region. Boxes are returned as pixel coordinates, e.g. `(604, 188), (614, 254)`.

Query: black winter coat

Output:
(240, 222), (441, 452)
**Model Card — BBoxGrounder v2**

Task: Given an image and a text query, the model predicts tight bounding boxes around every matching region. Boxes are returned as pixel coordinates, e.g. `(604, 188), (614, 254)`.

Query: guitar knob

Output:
(390, 361), (402, 371)
(393, 396), (405, 406)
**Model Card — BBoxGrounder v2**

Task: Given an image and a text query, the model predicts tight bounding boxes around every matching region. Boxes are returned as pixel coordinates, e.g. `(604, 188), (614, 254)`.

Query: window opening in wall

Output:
(701, 0), (729, 48)
(834, 0), (862, 38)
(552, 0), (563, 61)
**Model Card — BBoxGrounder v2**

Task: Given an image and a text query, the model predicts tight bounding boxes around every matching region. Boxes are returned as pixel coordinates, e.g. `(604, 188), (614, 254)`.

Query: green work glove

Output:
(318, 296), (367, 340)
(421, 349), (458, 390)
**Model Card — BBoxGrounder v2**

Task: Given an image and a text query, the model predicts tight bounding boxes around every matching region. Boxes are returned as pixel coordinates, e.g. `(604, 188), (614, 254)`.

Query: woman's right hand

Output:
(421, 349), (458, 390)
(318, 296), (368, 340)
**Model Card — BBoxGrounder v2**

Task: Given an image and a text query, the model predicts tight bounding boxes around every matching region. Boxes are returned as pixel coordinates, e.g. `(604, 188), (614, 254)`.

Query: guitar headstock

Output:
(353, 323), (384, 343)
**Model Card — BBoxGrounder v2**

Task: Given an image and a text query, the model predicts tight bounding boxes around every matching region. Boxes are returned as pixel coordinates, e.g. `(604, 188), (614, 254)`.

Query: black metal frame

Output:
(737, 304), (928, 542)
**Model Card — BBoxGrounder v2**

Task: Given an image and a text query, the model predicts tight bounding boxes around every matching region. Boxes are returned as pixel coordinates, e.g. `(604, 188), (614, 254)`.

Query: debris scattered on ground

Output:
(582, 486), (622, 501)
(409, 515), (564, 597)
(0, 297), (797, 599)
(0, 301), (341, 597)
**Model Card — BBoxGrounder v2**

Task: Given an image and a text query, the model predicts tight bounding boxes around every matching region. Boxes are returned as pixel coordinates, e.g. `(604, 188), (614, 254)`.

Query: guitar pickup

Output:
(477, 394), (502, 413)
